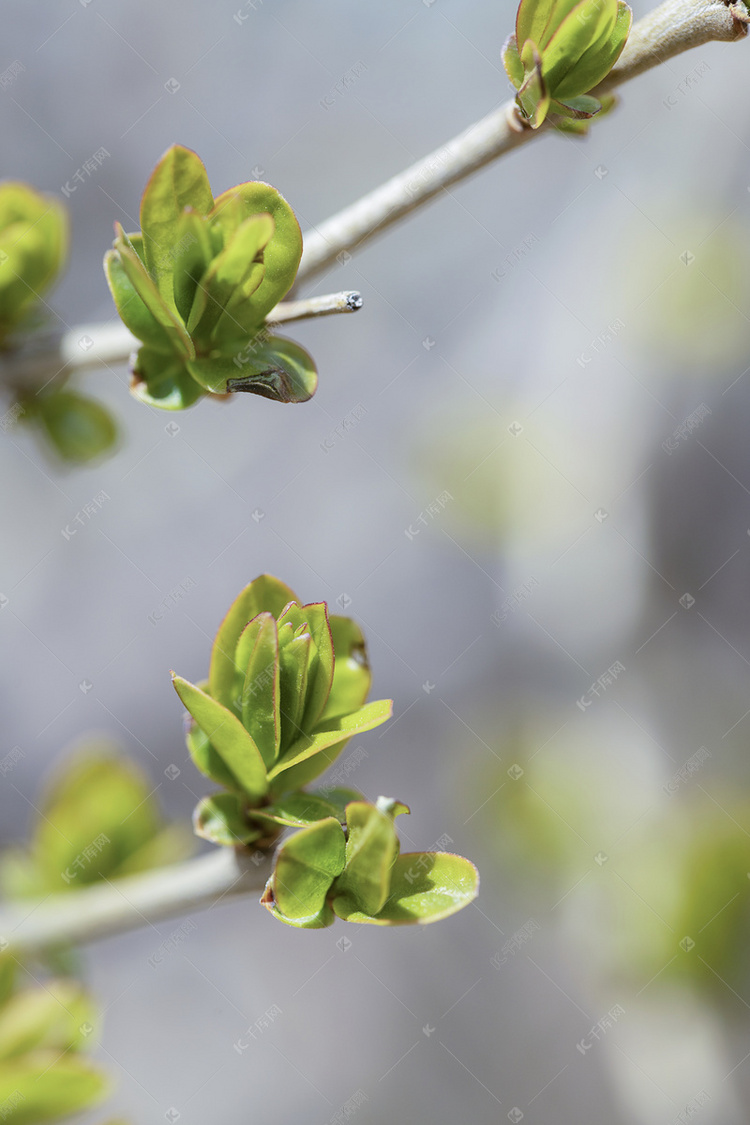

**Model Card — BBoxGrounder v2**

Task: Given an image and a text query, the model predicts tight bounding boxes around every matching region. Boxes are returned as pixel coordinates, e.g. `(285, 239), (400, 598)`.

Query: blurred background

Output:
(2, 0), (750, 1121)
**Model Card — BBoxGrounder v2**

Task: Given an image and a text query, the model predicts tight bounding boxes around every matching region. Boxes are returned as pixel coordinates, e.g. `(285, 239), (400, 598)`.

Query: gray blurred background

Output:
(3, 0), (750, 1122)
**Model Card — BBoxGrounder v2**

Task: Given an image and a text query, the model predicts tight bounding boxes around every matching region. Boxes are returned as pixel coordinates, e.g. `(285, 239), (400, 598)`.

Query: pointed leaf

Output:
(518, 0), (582, 51)
(172, 675), (268, 802)
(185, 719), (239, 791)
(268, 698), (393, 782)
(333, 802), (399, 916)
(111, 227), (194, 358)
(209, 575), (298, 708)
(238, 613), (280, 767)
(278, 632), (311, 751)
(172, 208), (213, 324)
(333, 853), (479, 925)
(193, 793), (262, 847)
(104, 248), (178, 354)
(139, 145), (214, 305)
(263, 817), (345, 922)
(301, 604), (335, 731)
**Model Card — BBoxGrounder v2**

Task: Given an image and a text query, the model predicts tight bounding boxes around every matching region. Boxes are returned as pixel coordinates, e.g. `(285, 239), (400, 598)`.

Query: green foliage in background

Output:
(0, 181), (118, 465)
(174, 575), (478, 928)
(0, 183), (68, 347)
(105, 145), (317, 411)
(476, 721), (750, 1008)
(0, 956), (108, 1125)
(1, 743), (191, 897)
(503, 0), (630, 130)
(19, 387), (119, 465)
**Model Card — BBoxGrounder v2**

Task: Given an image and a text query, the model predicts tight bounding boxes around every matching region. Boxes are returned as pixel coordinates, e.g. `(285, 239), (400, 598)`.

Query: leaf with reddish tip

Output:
(238, 612), (280, 768)
(268, 698), (393, 785)
(209, 575), (298, 708)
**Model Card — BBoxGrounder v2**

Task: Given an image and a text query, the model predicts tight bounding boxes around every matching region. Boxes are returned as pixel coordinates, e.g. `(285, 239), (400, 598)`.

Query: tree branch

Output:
(296, 0), (747, 283)
(0, 292), (363, 395)
(1, 0), (744, 394)
(0, 848), (272, 955)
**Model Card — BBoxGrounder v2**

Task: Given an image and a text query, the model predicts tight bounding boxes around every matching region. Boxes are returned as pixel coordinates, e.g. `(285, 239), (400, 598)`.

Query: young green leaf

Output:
(139, 145), (213, 305)
(333, 853), (479, 925)
(332, 802), (400, 916)
(172, 208), (213, 325)
(189, 336), (318, 404)
(322, 616), (372, 720)
(249, 791), (346, 829)
(193, 793), (263, 847)
(172, 675), (268, 803)
(262, 817), (345, 924)
(209, 182), (302, 317)
(111, 225), (194, 358)
(130, 347), (204, 411)
(209, 575), (298, 708)
(267, 698), (393, 785)
(187, 213), (274, 344)
(238, 612), (280, 767)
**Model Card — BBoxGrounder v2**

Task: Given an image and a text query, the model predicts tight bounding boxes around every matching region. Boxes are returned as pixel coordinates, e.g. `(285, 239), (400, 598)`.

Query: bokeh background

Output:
(3, 0), (750, 1122)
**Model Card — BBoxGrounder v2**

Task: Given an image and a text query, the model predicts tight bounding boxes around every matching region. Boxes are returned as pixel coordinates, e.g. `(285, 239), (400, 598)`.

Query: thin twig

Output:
(1, 0), (745, 392)
(267, 289), (362, 325)
(1, 291), (363, 394)
(296, 0), (747, 283)
(0, 847), (272, 955)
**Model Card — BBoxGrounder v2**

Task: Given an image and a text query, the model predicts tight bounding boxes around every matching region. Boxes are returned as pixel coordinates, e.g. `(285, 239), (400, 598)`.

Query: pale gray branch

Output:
(297, 0), (747, 283)
(0, 848), (272, 955)
(1, 291), (363, 394)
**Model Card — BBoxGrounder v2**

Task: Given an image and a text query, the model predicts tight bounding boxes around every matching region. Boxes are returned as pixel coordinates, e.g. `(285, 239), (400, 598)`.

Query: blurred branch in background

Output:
(297, 0), (748, 281)
(0, 290), (363, 397)
(0, 847), (271, 956)
(0, 0), (745, 398)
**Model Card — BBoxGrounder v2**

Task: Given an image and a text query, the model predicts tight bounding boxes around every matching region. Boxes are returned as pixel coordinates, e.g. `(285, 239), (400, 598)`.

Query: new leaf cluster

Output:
(503, 0), (631, 130)
(105, 146), (317, 411)
(173, 576), (479, 929)
(0, 183), (117, 463)
(0, 957), (108, 1125)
